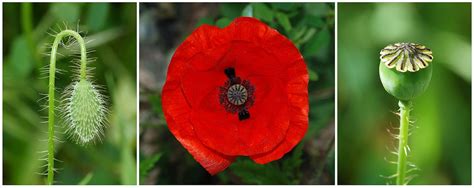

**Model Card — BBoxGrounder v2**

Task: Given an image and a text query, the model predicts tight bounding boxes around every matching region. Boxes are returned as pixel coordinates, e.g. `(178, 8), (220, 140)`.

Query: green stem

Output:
(47, 29), (87, 185)
(396, 100), (412, 185)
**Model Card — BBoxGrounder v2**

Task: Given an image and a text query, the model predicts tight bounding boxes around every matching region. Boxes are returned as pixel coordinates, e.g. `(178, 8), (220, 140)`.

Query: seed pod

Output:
(63, 79), (107, 145)
(379, 43), (433, 101)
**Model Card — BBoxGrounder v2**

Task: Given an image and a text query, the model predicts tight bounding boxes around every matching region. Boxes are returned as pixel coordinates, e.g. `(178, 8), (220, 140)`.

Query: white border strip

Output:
(136, 1), (140, 185)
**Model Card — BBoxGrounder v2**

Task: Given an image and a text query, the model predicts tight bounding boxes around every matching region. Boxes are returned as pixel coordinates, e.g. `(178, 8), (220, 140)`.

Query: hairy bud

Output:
(63, 79), (107, 145)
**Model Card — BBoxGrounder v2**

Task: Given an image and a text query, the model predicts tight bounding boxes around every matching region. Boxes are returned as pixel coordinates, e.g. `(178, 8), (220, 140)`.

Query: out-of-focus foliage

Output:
(139, 3), (334, 185)
(338, 3), (471, 185)
(3, 3), (137, 185)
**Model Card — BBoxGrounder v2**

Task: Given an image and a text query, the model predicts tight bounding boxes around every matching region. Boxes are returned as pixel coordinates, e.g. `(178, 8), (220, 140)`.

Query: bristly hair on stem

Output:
(396, 100), (411, 185)
(43, 22), (108, 185)
(380, 100), (420, 185)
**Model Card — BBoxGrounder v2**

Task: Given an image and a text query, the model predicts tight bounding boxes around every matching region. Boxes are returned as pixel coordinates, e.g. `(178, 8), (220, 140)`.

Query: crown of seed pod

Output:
(380, 43), (433, 72)
(379, 42), (433, 101)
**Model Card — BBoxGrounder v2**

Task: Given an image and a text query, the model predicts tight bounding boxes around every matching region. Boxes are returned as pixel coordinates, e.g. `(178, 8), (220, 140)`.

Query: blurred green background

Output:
(338, 3), (471, 185)
(139, 3), (334, 185)
(3, 3), (137, 185)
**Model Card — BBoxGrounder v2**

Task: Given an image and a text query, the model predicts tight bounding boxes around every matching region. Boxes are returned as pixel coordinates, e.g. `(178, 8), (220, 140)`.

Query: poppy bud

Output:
(379, 43), (433, 101)
(63, 79), (107, 145)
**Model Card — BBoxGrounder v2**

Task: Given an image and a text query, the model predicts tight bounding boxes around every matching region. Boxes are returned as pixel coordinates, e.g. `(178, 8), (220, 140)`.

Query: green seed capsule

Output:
(379, 43), (433, 101)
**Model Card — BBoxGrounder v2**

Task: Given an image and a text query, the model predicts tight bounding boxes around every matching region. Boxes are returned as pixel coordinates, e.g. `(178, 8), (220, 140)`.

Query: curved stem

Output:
(396, 100), (412, 185)
(47, 29), (87, 185)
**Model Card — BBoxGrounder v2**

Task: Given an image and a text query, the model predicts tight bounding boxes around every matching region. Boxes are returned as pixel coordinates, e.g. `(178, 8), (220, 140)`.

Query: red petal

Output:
(229, 17), (303, 73)
(250, 59), (309, 164)
(162, 81), (235, 175)
(163, 51), (235, 174)
(229, 17), (272, 44)
(178, 24), (228, 58)
(224, 42), (289, 77)
(181, 67), (226, 108)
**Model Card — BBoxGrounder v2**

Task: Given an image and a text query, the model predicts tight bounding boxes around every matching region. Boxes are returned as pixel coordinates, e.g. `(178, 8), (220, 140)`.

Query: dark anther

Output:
(238, 109), (250, 121)
(224, 67), (236, 79)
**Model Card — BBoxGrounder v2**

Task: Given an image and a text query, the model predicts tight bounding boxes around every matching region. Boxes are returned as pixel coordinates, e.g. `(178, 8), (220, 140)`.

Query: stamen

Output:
(219, 67), (255, 121)
(238, 110), (250, 120)
(224, 67), (236, 79)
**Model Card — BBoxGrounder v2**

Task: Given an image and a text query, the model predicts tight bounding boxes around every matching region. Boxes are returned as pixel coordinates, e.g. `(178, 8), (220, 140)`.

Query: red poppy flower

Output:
(162, 17), (309, 175)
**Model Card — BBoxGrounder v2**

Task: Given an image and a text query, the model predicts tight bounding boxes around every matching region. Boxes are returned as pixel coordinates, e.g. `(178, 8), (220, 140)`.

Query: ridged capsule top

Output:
(380, 43), (433, 72)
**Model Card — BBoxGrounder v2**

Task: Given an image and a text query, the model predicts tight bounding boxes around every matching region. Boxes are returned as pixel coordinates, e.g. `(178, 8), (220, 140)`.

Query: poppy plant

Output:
(162, 17), (309, 175)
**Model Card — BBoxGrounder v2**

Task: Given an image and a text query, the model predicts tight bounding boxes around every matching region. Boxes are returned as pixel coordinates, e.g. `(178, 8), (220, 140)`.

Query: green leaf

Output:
(303, 27), (331, 57)
(195, 17), (214, 27)
(230, 159), (291, 184)
(219, 3), (247, 19)
(303, 15), (325, 28)
(309, 69), (319, 81)
(271, 3), (299, 11)
(284, 144), (303, 170)
(289, 25), (307, 42)
(242, 4), (253, 17)
(275, 12), (291, 32)
(253, 3), (273, 22)
(86, 3), (109, 32)
(140, 153), (162, 182)
(298, 28), (316, 45)
(149, 94), (163, 118)
(78, 173), (93, 185)
(51, 3), (81, 23)
(304, 3), (330, 17)
(282, 144), (304, 183)
(216, 17), (232, 28)
(216, 171), (230, 184)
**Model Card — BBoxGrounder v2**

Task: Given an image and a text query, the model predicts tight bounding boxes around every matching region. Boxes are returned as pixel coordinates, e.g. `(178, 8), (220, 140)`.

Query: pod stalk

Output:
(396, 100), (412, 185)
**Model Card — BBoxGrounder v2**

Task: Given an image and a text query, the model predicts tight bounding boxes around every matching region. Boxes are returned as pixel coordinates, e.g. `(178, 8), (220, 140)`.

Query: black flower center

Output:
(219, 67), (255, 121)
